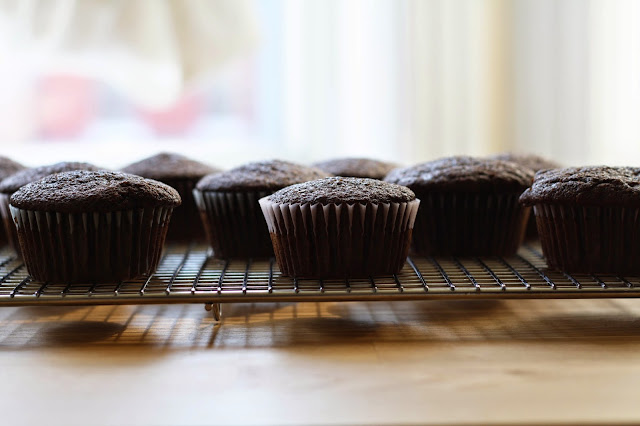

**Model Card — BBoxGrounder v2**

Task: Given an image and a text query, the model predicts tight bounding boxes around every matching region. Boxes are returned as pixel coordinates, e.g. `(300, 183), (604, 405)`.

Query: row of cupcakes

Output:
(0, 152), (635, 284)
(142, 153), (639, 277)
(0, 152), (550, 262)
(0, 155), (428, 282)
(125, 155), (417, 279)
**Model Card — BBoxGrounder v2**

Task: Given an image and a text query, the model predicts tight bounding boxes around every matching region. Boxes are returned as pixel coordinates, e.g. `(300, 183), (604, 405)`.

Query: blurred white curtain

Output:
(400, 0), (508, 161)
(280, 0), (503, 164)
(280, 0), (640, 166)
(513, 0), (640, 166)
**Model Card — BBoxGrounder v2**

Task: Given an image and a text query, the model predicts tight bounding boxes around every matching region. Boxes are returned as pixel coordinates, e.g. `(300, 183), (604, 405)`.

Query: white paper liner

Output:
(533, 203), (640, 273)
(193, 189), (273, 258)
(412, 192), (529, 256)
(258, 197), (420, 278)
(10, 205), (173, 283)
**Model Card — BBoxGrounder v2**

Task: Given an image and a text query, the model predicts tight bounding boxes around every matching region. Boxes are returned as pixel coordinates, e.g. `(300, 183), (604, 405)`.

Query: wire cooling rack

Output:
(1, 243), (640, 320)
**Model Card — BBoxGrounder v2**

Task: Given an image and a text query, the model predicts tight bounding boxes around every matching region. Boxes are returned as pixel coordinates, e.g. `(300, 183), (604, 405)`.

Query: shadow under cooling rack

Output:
(1, 243), (640, 307)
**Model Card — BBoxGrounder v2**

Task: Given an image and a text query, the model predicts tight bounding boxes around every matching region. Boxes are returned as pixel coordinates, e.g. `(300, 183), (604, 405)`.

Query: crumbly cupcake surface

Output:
(268, 177), (415, 204)
(0, 162), (101, 194)
(196, 160), (329, 192)
(385, 156), (534, 193)
(121, 152), (219, 180)
(520, 166), (640, 207)
(312, 158), (398, 179)
(489, 153), (561, 173)
(10, 170), (181, 213)
(0, 156), (25, 181)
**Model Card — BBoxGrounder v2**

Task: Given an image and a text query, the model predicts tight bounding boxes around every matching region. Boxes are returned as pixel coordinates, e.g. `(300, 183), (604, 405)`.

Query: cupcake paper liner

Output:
(10, 206), (173, 283)
(0, 221), (6, 248)
(0, 193), (20, 255)
(524, 214), (539, 240)
(194, 189), (273, 258)
(411, 192), (530, 256)
(162, 179), (206, 242)
(259, 198), (420, 278)
(534, 204), (640, 274)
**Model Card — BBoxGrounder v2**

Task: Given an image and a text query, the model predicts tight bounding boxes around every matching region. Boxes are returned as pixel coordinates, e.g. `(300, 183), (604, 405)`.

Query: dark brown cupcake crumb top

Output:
(520, 166), (640, 207)
(267, 177), (416, 204)
(385, 156), (534, 193)
(312, 158), (398, 179)
(0, 162), (101, 194)
(0, 156), (25, 181)
(196, 160), (329, 192)
(489, 153), (561, 172)
(121, 152), (219, 180)
(10, 170), (181, 213)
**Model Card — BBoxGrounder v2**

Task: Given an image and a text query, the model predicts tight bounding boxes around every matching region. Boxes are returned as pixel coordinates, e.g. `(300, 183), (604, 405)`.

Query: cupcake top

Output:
(520, 166), (640, 207)
(0, 156), (25, 181)
(489, 152), (561, 172)
(385, 156), (534, 193)
(0, 162), (101, 194)
(10, 170), (181, 213)
(312, 157), (398, 180)
(267, 177), (416, 204)
(196, 160), (329, 192)
(121, 152), (219, 181)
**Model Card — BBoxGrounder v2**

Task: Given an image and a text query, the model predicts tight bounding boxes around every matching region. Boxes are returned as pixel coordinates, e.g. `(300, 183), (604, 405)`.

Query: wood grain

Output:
(1, 299), (640, 425)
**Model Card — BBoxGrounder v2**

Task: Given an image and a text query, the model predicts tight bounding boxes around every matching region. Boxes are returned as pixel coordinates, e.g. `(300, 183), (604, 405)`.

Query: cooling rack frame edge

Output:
(2, 243), (640, 322)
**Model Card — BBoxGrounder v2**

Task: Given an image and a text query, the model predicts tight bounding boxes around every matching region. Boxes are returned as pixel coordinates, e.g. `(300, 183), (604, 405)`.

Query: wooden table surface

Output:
(2, 298), (640, 425)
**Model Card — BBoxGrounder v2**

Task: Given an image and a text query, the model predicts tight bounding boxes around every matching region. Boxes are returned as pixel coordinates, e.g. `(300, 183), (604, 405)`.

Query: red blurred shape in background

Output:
(137, 95), (203, 135)
(36, 75), (96, 140)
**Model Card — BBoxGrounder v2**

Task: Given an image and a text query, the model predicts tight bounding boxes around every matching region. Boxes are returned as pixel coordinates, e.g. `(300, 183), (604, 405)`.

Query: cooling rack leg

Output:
(204, 302), (222, 322)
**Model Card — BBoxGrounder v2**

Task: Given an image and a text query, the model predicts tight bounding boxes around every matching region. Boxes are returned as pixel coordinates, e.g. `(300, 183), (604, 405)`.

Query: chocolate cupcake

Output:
(312, 158), (398, 180)
(122, 153), (219, 242)
(490, 153), (561, 239)
(260, 177), (419, 278)
(194, 160), (329, 258)
(520, 166), (640, 274)
(385, 156), (533, 256)
(0, 156), (25, 246)
(489, 153), (561, 173)
(10, 170), (181, 283)
(0, 156), (25, 180)
(0, 162), (100, 255)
